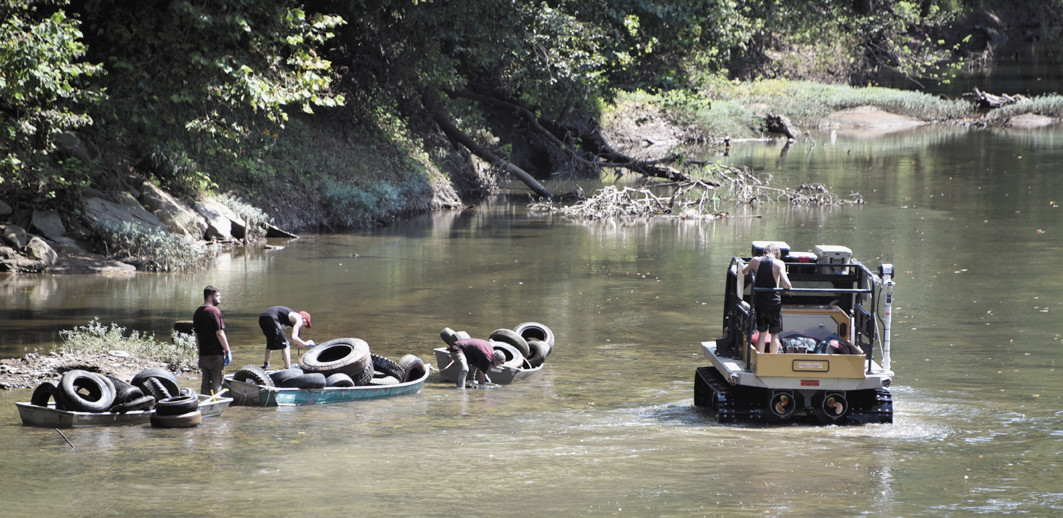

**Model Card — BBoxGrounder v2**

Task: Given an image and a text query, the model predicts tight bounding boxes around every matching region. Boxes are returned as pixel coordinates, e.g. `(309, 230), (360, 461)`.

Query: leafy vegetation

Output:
(92, 219), (209, 271)
(1, 0), (1057, 228)
(57, 317), (197, 369)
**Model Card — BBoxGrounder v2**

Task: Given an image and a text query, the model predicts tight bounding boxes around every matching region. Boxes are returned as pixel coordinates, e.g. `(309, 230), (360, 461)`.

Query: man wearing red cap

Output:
(259, 306), (315, 370)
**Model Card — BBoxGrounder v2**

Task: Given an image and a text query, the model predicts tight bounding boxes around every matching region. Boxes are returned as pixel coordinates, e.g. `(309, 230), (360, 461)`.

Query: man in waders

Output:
(447, 337), (506, 388)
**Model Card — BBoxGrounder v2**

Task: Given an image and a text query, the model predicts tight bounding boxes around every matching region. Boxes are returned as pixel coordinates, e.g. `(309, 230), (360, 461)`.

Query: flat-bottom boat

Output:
(224, 366), (430, 407)
(16, 393), (234, 428)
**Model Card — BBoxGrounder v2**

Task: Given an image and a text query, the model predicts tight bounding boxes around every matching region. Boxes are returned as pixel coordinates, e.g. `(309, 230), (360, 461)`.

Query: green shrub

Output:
(986, 94), (1063, 123)
(56, 318), (197, 370)
(93, 219), (209, 271)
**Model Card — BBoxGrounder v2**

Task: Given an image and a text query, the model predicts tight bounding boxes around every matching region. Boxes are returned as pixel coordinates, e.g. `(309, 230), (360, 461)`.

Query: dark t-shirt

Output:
(261, 306), (295, 326)
(193, 304), (226, 356)
(452, 338), (496, 373)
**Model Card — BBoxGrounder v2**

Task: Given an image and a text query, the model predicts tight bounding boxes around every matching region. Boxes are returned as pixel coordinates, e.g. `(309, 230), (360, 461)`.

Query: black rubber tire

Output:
(131, 368), (181, 398)
(95, 373), (117, 403)
(299, 338), (371, 378)
(180, 387), (197, 398)
(439, 327), (459, 346)
(268, 368), (304, 385)
(30, 381), (59, 407)
(526, 339), (548, 368)
(488, 329), (530, 358)
(113, 384), (145, 406)
(145, 377), (173, 401)
(397, 354), (428, 383)
(371, 354), (404, 380)
(110, 395), (155, 413)
(369, 376), (399, 386)
(351, 363), (373, 386)
(278, 372), (327, 389)
(232, 364), (275, 387)
(58, 370), (115, 412)
(489, 341), (525, 368)
(151, 410), (202, 428)
(513, 322), (555, 348)
(325, 373), (355, 387)
(155, 394), (200, 416)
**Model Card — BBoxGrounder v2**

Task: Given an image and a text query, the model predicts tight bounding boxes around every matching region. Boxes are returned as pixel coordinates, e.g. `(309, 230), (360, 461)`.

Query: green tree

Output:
(0, 0), (104, 188)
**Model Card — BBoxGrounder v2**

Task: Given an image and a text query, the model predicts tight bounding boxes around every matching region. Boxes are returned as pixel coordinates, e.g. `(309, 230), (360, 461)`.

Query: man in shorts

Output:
(259, 306), (314, 370)
(741, 243), (792, 354)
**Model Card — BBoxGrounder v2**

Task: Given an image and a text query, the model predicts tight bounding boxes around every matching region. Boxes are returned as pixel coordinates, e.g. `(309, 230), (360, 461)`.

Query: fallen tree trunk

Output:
(444, 89), (695, 183)
(431, 110), (553, 200)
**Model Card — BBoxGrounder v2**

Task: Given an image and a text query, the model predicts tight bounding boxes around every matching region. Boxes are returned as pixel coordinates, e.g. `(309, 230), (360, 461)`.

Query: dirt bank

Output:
(0, 351), (188, 391)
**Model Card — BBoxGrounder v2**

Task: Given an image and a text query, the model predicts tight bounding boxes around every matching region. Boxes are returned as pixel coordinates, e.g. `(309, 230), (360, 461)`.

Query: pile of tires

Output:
(229, 338), (427, 390)
(439, 322), (555, 370)
(299, 338), (374, 386)
(151, 392), (201, 428)
(29, 367), (188, 415)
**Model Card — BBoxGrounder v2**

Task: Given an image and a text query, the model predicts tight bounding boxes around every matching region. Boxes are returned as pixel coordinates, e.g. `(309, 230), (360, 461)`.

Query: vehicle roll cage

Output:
(719, 257), (882, 374)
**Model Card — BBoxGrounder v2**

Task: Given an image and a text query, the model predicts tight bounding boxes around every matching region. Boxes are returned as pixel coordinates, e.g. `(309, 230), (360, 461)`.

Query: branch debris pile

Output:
(530, 164), (862, 220)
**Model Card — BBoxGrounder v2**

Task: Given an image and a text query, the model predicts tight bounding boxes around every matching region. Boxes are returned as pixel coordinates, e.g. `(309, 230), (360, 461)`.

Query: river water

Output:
(2, 124), (1063, 517)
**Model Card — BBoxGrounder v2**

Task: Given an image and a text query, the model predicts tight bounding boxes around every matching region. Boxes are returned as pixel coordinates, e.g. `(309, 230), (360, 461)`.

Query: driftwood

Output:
(530, 163), (862, 220)
(966, 87), (1029, 108)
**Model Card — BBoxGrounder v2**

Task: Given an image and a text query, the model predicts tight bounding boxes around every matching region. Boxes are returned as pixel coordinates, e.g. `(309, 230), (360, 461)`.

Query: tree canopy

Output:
(0, 0), (1023, 200)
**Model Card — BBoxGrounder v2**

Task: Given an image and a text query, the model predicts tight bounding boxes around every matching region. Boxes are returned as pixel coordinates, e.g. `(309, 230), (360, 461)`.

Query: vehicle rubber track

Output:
(843, 388), (893, 424)
(695, 366), (764, 424)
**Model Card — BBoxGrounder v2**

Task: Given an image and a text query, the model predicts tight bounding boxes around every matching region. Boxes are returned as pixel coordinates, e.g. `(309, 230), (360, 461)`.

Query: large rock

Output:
(82, 197), (166, 230)
(25, 236), (57, 266)
(3, 224), (30, 249)
(198, 198), (247, 240)
(0, 198), (11, 217)
(113, 191), (143, 208)
(194, 200), (233, 241)
(46, 239), (137, 274)
(140, 182), (206, 237)
(30, 210), (65, 240)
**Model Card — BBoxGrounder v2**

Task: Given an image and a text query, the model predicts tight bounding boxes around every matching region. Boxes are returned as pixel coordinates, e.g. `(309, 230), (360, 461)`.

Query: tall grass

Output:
(93, 219), (209, 271)
(619, 78), (976, 139)
(56, 318), (197, 370)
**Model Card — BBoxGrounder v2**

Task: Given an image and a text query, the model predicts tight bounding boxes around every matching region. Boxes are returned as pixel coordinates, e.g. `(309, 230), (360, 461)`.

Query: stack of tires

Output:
(439, 322), (555, 369)
(29, 367), (198, 427)
(229, 338), (427, 390)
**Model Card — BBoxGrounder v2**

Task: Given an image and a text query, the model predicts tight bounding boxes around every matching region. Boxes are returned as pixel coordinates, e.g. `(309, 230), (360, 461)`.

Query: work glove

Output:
(305, 340), (317, 347)
(224, 350), (233, 367)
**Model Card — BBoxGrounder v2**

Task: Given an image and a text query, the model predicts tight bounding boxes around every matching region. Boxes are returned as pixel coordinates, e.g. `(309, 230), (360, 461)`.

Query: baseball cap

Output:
(299, 311), (312, 328)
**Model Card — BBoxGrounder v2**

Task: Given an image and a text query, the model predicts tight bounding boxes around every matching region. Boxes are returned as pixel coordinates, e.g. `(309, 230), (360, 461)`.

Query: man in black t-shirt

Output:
(193, 285), (231, 395)
(258, 306), (314, 370)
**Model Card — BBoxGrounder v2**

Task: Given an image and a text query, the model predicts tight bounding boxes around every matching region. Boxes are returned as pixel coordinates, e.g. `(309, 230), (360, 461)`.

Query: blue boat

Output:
(224, 367), (430, 407)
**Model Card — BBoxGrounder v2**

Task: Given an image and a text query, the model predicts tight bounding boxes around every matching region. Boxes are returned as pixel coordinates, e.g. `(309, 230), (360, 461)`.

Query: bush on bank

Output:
(92, 220), (209, 272)
(56, 318), (197, 370)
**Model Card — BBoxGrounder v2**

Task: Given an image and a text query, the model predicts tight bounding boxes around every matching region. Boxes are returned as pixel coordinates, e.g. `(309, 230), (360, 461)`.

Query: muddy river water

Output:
(2, 125), (1062, 517)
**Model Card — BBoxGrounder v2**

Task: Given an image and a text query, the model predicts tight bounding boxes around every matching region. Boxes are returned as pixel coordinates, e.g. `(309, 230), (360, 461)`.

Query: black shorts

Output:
(259, 315), (289, 350)
(755, 302), (783, 334)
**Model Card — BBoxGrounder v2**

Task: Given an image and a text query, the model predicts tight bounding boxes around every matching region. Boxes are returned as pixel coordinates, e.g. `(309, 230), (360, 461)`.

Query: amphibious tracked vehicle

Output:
(694, 241), (896, 425)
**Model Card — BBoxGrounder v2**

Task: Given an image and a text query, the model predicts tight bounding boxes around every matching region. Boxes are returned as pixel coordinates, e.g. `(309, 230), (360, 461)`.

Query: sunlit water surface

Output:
(2, 124), (1062, 517)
